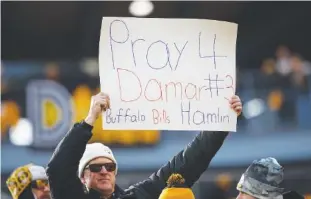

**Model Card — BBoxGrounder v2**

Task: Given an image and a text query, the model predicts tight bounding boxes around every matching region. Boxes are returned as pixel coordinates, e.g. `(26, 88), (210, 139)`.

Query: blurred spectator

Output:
(45, 62), (60, 82)
(278, 54), (311, 125)
(287, 54), (311, 129)
(264, 50), (311, 127)
(200, 173), (232, 199)
(252, 58), (284, 129)
(255, 58), (284, 90)
(275, 45), (292, 76)
(6, 164), (51, 199)
(288, 54), (310, 95)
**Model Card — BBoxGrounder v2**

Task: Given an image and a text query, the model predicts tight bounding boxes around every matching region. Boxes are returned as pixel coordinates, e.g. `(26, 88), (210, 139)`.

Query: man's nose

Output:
(99, 166), (108, 174)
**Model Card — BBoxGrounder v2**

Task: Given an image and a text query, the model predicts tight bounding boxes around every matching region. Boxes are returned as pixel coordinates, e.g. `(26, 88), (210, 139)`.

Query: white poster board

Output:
(99, 17), (238, 131)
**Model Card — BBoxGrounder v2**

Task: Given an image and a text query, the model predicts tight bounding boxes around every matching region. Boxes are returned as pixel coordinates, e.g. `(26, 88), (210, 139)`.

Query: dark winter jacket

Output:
(46, 121), (228, 199)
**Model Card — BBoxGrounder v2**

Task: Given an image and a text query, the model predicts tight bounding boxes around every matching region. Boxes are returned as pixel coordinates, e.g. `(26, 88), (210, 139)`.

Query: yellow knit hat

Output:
(159, 173), (195, 199)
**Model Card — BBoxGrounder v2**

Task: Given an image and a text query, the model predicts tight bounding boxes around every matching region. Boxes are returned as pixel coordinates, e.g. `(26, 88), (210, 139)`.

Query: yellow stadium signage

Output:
(1, 80), (160, 148)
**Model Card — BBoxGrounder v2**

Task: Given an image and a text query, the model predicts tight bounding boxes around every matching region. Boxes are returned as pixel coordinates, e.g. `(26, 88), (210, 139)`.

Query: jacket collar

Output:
(88, 184), (125, 199)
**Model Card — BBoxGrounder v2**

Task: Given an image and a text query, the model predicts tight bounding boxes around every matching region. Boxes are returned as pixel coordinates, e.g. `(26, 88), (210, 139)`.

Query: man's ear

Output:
(80, 173), (90, 194)
(80, 172), (86, 184)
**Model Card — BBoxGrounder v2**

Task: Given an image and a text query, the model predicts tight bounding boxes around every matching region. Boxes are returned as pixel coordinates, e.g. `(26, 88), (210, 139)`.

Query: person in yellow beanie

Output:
(159, 173), (195, 199)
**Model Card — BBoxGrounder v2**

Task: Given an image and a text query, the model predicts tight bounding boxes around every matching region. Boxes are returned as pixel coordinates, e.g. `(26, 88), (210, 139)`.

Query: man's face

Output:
(236, 192), (257, 199)
(31, 180), (51, 199)
(81, 157), (116, 195)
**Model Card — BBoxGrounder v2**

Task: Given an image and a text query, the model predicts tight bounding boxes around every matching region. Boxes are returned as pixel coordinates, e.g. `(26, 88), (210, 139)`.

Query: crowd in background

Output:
(234, 45), (311, 132)
(254, 45), (311, 125)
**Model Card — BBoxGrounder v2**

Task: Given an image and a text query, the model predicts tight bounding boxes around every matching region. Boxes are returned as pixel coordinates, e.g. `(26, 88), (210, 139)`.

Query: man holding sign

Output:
(46, 92), (242, 199)
(47, 17), (241, 199)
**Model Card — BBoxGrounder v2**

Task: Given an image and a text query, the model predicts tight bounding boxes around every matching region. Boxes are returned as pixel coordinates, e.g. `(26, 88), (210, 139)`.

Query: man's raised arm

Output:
(46, 93), (110, 199)
(129, 96), (242, 199)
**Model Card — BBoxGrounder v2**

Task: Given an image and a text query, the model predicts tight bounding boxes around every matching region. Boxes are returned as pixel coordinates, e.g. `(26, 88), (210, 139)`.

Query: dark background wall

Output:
(2, 1), (311, 69)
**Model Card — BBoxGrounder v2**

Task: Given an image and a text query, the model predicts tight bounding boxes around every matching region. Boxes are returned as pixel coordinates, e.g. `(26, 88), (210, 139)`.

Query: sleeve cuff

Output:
(79, 120), (94, 131)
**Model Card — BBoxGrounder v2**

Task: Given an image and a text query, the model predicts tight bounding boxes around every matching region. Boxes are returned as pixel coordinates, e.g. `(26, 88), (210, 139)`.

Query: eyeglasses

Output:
(31, 180), (49, 190)
(85, 163), (116, 173)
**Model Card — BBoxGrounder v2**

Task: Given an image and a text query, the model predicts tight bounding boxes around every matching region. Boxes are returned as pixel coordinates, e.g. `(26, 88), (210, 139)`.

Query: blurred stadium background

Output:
(1, 1), (311, 199)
